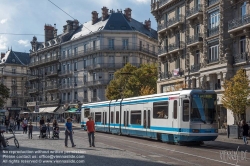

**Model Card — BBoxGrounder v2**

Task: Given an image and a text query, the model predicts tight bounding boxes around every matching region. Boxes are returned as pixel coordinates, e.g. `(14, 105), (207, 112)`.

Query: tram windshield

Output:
(191, 94), (217, 124)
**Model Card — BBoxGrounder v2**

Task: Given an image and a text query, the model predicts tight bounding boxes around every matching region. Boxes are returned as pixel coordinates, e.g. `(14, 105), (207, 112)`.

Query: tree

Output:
(165, 80), (188, 92)
(222, 69), (250, 124)
(106, 63), (158, 100)
(0, 83), (10, 108)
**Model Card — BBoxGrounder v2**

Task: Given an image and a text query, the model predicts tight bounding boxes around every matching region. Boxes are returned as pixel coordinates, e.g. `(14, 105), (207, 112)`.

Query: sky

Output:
(0, 0), (157, 53)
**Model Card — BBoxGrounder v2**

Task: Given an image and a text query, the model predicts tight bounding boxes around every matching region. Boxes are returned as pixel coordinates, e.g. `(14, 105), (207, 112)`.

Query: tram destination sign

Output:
(193, 94), (216, 98)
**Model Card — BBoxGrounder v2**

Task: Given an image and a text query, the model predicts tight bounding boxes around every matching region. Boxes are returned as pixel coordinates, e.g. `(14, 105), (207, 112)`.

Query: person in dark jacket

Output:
(242, 120), (249, 145)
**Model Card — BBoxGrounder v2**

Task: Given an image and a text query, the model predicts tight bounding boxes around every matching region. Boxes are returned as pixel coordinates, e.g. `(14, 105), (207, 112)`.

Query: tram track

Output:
(73, 129), (249, 166)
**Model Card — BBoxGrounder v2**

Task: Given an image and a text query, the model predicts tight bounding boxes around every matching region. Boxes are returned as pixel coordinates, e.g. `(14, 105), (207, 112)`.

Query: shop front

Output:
(7, 107), (22, 119)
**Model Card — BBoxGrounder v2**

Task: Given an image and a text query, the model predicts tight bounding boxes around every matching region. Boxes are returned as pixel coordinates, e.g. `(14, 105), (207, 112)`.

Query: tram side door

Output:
(172, 100), (179, 129)
(143, 108), (151, 137)
(102, 111), (107, 132)
(123, 109), (129, 134)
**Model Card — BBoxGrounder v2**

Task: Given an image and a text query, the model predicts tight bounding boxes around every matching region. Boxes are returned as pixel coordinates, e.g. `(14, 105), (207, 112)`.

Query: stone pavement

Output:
(0, 125), (167, 166)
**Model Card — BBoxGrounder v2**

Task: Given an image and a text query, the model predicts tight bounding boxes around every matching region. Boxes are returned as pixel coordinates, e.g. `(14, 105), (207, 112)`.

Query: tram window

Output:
(111, 112), (114, 123)
(95, 112), (101, 122)
(84, 109), (90, 118)
(131, 110), (141, 125)
(153, 101), (168, 119)
(183, 100), (189, 122)
(173, 100), (177, 119)
(116, 111), (119, 123)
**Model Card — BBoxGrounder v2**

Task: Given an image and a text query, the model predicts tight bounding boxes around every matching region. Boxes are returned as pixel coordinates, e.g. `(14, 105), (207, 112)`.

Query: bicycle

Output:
(0, 126), (19, 148)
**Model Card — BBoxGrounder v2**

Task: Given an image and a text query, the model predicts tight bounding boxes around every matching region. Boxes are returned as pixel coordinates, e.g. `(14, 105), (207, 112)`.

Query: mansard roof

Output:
(0, 50), (30, 65)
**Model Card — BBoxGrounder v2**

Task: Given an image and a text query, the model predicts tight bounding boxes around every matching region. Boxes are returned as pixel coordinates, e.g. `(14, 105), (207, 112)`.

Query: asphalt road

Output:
(0, 126), (249, 166)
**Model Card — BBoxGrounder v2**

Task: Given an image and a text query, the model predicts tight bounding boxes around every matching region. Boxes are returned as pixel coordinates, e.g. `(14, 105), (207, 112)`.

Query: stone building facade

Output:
(151, 0), (250, 126)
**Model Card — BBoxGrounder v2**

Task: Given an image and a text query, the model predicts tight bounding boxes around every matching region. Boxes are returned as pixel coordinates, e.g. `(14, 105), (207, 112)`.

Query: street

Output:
(0, 125), (249, 166)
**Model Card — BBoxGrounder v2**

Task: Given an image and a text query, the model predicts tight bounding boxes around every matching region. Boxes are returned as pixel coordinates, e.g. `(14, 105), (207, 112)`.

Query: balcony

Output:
(159, 0), (173, 8)
(228, 14), (250, 34)
(207, 0), (219, 7)
(190, 63), (201, 73)
(60, 45), (158, 62)
(40, 100), (60, 106)
(168, 41), (185, 54)
(207, 26), (219, 37)
(46, 84), (58, 91)
(29, 56), (59, 67)
(85, 63), (141, 71)
(10, 93), (21, 98)
(59, 83), (73, 89)
(45, 70), (58, 77)
(158, 46), (168, 57)
(208, 58), (219, 64)
(159, 68), (184, 80)
(158, 15), (184, 33)
(86, 80), (111, 87)
(234, 52), (248, 64)
(159, 71), (172, 80)
(59, 70), (73, 76)
(186, 4), (203, 20)
(28, 75), (39, 81)
(29, 88), (38, 94)
(187, 34), (203, 47)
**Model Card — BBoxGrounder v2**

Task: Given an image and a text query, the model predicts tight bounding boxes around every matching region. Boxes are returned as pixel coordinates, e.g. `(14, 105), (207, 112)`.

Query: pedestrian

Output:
(86, 116), (95, 147)
(9, 117), (15, 131)
(53, 119), (58, 128)
(47, 122), (50, 138)
(22, 118), (28, 134)
(4, 116), (9, 133)
(16, 118), (21, 130)
(65, 117), (76, 148)
(242, 120), (249, 145)
(28, 121), (33, 139)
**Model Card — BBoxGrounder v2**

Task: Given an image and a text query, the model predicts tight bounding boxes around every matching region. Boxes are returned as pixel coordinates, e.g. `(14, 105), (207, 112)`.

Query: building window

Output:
(74, 76), (77, 84)
(139, 41), (142, 51)
(84, 90), (87, 99)
(84, 75), (87, 83)
(109, 39), (114, 49)
(175, 58), (180, 69)
(153, 101), (168, 119)
(209, 10), (219, 31)
(12, 69), (16, 74)
(122, 56), (129, 66)
(74, 62), (77, 71)
(93, 41), (96, 50)
(74, 47), (78, 56)
(67, 63), (70, 71)
(93, 73), (96, 81)
(67, 49), (71, 57)
(93, 89), (97, 98)
(209, 44), (219, 63)
(83, 59), (86, 69)
(195, 50), (200, 64)
(241, 2), (247, 18)
(195, 24), (200, 35)
(164, 62), (168, 74)
(123, 39), (128, 49)
(240, 36), (246, 53)
(93, 57), (97, 65)
(140, 58), (143, 64)
(84, 44), (87, 53)
(74, 91), (77, 100)
(109, 73), (114, 80)
(109, 56), (114, 64)
(63, 51), (65, 58)
(67, 92), (71, 101)
(12, 79), (16, 85)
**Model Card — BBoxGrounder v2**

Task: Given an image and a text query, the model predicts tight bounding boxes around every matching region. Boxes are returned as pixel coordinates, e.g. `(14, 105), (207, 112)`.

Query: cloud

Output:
(0, 35), (7, 50)
(0, 19), (8, 24)
(132, 0), (150, 3)
(18, 40), (30, 47)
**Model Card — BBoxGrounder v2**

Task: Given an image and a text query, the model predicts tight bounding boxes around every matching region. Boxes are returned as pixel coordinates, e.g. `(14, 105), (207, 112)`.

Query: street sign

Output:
(35, 105), (39, 112)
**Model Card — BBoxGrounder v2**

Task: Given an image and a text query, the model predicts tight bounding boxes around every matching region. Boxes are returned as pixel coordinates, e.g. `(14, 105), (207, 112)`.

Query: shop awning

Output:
(39, 108), (46, 113)
(43, 107), (57, 113)
(55, 107), (67, 114)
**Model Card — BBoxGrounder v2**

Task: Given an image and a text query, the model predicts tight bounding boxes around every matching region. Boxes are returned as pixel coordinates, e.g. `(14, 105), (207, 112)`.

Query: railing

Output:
(168, 41), (185, 52)
(158, 46), (168, 55)
(45, 70), (58, 76)
(167, 15), (184, 27)
(187, 34), (203, 45)
(59, 70), (73, 75)
(208, 0), (219, 7)
(59, 84), (73, 89)
(40, 100), (60, 105)
(234, 52), (248, 63)
(91, 97), (99, 102)
(60, 45), (158, 61)
(207, 26), (219, 37)
(85, 80), (111, 86)
(159, 0), (171, 8)
(159, 71), (172, 79)
(10, 93), (21, 97)
(29, 56), (59, 67)
(46, 85), (58, 91)
(187, 4), (203, 18)
(190, 63), (201, 72)
(85, 63), (141, 71)
(29, 88), (38, 93)
(228, 14), (250, 31)
(208, 58), (219, 63)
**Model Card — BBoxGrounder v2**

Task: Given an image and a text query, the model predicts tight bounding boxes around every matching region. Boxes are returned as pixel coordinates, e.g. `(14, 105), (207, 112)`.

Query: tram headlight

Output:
(192, 129), (200, 133)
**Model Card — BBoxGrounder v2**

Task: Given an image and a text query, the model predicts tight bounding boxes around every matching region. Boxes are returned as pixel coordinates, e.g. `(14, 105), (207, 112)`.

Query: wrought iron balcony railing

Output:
(234, 52), (248, 63)
(228, 14), (250, 31)
(29, 56), (59, 67)
(167, 15), (184, 27)
(190, 63), (201, 72)
(186, 4), (203, 18)
(158, 46), (168, 55)
(168, 41), (185, 52)
(187, 34), (203, 45)
(208, 0), (219, 7)
(208, 58), (219, 63)
(207, 26), (219, 37)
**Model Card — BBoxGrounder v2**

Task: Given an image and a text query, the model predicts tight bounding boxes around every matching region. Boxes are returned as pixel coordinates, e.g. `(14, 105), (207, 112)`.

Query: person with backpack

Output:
(242, 120), (249, 145)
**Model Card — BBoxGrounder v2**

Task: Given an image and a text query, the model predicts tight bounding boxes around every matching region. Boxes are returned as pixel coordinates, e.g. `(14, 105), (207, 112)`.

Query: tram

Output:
(81, 89), (218, 144)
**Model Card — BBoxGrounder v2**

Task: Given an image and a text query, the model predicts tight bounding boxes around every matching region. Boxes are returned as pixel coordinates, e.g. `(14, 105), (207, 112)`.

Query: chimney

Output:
(66, 20), (73, 32)
(1, 52), (5, 59)
(73, 19), (79, 30)
(44, 24), (54, 42)
(92, 11), (99, 24)
(53, 24), (57, 38)
(124, 8), (132, 21)
(101, 6), (109, 21)
(144, 18), (151, 30)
